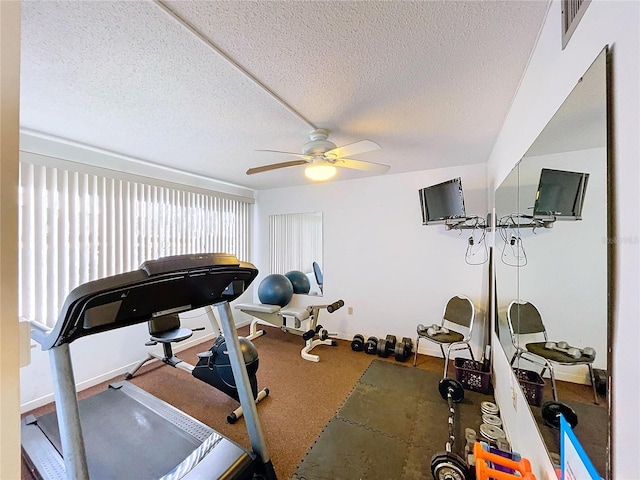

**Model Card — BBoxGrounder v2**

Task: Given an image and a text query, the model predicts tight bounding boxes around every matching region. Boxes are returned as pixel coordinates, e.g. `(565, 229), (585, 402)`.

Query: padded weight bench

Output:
(235, 300), (344, 362)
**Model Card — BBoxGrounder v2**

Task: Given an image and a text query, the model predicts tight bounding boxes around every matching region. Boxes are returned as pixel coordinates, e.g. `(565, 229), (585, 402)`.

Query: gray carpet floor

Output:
(292, 359), (496, 480)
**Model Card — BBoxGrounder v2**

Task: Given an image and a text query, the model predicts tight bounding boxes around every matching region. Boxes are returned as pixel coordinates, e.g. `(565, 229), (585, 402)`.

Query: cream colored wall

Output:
(0, 1), (22, 477)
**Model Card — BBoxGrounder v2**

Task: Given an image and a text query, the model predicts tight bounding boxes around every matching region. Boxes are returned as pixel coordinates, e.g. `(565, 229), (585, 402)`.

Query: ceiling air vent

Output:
(562, 0), (591, 49)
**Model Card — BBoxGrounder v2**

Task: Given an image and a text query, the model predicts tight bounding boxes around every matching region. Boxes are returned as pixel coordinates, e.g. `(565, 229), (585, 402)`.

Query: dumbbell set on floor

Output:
(351, 334), (413, 362)
(544, 341), (595, 360)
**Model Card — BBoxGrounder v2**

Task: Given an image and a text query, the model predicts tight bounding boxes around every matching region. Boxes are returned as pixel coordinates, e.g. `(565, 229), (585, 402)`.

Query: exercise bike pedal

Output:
(145, 340), (158, 346)
(197, 350), (214, 358)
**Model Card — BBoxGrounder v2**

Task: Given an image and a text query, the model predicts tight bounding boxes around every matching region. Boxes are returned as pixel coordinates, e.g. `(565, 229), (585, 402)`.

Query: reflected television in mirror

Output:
(533, 168), (589, 221)
(494, 47), (609, 478)
(419, 177), (466, 224)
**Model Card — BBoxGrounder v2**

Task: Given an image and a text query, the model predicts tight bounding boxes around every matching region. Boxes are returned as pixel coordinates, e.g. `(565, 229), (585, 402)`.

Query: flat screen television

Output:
(533, 168), (589, 221)
(419, 177), (467, 225)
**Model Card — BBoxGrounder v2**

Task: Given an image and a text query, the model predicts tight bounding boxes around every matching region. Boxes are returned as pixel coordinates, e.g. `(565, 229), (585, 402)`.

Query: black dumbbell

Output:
(394, 337), (413, 362)
(351, 334), (365, 352)
(377, 334), (397, 358)
(365, 336), (378, 355)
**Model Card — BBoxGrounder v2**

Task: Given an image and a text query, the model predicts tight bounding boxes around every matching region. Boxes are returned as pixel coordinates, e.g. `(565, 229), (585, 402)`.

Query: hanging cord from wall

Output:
(462, 216), (488, 265)
(498, 214), (527, 267)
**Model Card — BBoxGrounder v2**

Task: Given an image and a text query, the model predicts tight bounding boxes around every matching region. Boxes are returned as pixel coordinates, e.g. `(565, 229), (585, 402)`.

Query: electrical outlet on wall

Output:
(347, 307), (353, 315)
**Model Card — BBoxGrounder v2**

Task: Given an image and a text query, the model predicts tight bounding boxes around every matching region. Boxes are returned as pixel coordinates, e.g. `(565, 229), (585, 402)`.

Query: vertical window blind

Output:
(19, 161), (252, 327)
(269, 212), (322, 275)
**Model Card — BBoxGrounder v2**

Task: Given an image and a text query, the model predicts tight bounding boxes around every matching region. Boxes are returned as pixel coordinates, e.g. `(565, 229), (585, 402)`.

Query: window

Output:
(19, 160), (252, 327)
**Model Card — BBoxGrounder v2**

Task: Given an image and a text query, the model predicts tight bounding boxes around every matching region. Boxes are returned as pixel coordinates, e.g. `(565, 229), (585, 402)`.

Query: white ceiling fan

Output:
(247, 129), (390, 181)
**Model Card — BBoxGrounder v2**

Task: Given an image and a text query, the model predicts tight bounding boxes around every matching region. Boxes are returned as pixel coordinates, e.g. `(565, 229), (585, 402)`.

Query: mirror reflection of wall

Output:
(269, 212), (323, 296)
(494, 48), (609, 477)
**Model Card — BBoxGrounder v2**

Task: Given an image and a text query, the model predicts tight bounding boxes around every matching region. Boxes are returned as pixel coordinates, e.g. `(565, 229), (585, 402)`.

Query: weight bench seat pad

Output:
(279, 307), (310, 321)
(235, 303), (282, 314)
(235, 303), (310, 321)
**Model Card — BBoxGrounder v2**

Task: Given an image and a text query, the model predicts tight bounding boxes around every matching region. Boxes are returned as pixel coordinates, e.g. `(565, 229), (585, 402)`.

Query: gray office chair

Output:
(507, 299), (599, 404)
(413, 294), (475, 377)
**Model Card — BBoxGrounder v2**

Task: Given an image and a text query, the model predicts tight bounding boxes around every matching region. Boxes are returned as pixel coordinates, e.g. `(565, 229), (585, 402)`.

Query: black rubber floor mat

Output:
(358, 359), (434, 398)
(337, 381), (439, 444)
(293, 360), (496, 479)
(292, 417), (409, 480)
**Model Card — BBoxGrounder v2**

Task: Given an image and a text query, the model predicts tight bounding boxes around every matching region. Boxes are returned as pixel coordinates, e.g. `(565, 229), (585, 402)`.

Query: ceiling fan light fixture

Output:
(305, 163), (337, 182)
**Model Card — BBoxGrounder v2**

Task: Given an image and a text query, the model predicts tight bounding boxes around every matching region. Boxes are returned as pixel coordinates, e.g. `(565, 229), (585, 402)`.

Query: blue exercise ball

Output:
(258, 274), (294, 307)
(285, 270), (311, 294)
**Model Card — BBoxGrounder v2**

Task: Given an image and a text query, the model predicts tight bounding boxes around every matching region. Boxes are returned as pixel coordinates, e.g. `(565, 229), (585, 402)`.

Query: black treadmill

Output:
(21, 253), (276, 480)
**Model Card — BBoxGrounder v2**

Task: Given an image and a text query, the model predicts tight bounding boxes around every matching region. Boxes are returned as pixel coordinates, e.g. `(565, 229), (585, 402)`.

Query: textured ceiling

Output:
(20, 0), (549, 190)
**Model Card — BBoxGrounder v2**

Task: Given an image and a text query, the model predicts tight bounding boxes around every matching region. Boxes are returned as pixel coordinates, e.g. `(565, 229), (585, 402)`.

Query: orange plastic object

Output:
(474, 442), (537, 480)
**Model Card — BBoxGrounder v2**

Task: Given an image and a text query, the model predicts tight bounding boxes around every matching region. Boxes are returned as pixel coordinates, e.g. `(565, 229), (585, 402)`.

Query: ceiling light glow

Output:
(305, 164), (337, 182)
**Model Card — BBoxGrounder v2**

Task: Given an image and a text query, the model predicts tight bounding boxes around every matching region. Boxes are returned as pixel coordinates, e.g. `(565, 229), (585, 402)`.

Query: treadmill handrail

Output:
(32, 253), (258, 350)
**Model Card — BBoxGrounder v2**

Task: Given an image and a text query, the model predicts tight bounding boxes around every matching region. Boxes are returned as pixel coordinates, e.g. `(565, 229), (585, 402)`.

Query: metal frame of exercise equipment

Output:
(22, 253), (276, 480)
(124, 305), (269, 423)
(235, 300), (343, 362)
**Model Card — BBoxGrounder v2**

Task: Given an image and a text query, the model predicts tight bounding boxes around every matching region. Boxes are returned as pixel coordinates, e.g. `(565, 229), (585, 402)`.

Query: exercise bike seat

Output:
(148, 314), (193, 343)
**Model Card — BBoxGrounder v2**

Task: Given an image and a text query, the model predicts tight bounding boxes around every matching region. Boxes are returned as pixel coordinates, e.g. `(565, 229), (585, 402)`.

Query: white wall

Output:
(496, 147), (608, 383)
(255, 164), (489, 358)
(489, 1), (640, 478)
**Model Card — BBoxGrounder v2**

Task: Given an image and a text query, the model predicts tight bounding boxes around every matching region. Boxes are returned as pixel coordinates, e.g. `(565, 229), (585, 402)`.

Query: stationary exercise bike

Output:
(125, 306), (269, 423)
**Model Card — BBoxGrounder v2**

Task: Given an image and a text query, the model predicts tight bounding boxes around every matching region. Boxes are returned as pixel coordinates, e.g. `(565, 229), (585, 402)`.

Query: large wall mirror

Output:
(495, 48), (610, 477)
(269, 212), (324, 296)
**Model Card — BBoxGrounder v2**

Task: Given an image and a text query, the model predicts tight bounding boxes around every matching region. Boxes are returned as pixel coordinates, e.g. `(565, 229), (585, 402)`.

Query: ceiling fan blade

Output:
(336, 158), (390, 174)
(246, 160), (308, 175)
(256, 149), (310, 160)
(325, 140), (380, 159)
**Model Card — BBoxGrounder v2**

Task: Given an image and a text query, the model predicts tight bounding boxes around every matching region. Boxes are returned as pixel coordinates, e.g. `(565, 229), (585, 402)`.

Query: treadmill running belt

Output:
(36, 386), (203, 479)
